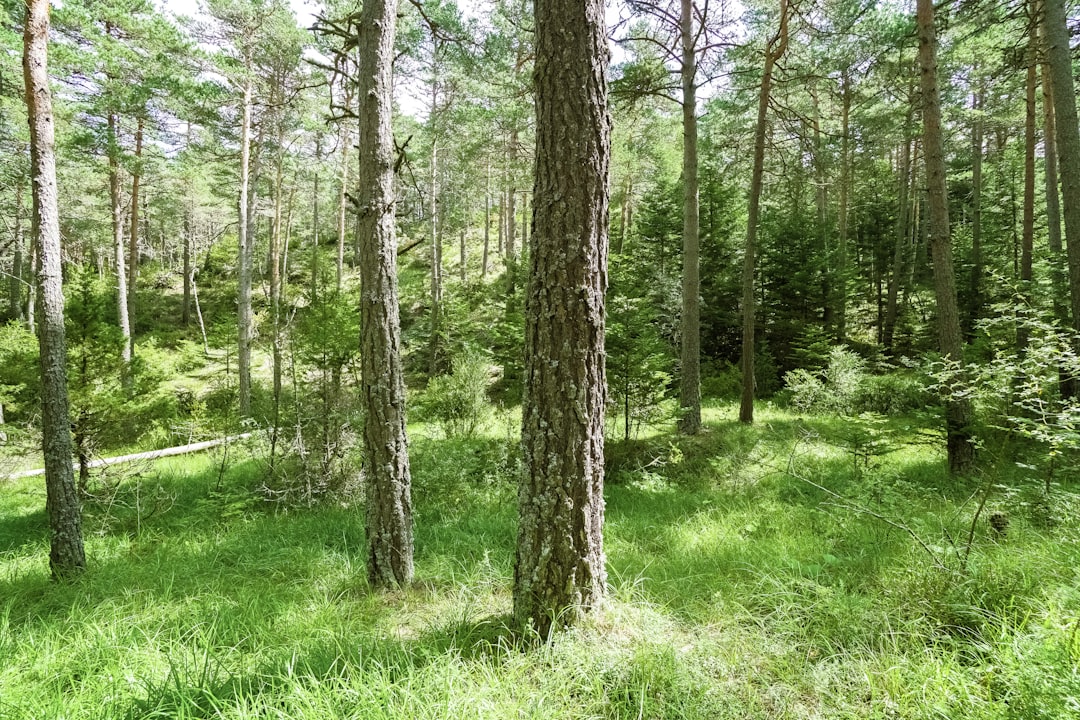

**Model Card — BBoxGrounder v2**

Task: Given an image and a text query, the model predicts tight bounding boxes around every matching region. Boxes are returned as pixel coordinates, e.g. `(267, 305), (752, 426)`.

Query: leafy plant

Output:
(417, 352), (493, 438)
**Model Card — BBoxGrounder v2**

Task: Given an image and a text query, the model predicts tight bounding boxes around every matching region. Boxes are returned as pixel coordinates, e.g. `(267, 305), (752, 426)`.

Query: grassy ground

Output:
(2, 402), (1078, 719)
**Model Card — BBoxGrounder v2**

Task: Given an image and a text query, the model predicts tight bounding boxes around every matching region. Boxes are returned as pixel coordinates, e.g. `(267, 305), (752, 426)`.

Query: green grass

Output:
(2, 402), (1079, 718)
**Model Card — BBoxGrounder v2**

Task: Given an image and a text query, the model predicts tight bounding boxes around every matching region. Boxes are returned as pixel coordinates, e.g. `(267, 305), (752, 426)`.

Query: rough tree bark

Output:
(514, 0), (610, 638)
(739, 0), (788, 424)
(917, 0), (975, 472)
(356, 0), (414, 588)
(1040, 1), (1067, 332)
(1044, 0), (1080, 399)
(24, 0), (86, 579)
(678, 0), (701, 435)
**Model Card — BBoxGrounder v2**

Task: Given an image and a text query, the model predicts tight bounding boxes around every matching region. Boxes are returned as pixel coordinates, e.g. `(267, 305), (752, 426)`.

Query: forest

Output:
(2, 0), (1080, 715)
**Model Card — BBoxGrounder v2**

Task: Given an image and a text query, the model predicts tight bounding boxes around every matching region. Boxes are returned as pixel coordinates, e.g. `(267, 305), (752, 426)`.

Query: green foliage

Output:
(2, 404), (1080, 718)
(0, 321), (39, 420)
(416, 352), (492, 438)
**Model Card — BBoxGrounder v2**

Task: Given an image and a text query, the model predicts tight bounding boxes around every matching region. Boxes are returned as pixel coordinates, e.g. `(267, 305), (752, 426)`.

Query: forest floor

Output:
(1, 401), (1078, 719)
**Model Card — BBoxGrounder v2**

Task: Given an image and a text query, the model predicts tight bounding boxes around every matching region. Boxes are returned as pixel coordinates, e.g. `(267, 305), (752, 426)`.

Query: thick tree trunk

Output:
(1044, 0), (1080, 399)
(356, 0), (414, 588)
(237, 76), (255, 417)
(515, 0), (609, 637)
(108, 113), (133, 395)
(739, 0), (788, 424)
(917, 0), (974, 472)
(24, 0), (86, 579)
(678, 0), (701, 435)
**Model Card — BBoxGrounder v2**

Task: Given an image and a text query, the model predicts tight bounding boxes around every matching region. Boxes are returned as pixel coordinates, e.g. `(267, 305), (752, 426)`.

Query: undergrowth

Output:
(1, 402), (1078, 719)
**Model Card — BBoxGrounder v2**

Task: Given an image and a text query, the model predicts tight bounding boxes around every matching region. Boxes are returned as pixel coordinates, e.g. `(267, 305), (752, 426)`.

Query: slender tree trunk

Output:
(1044, 0), (1080, 400)
(269, 140), (285, 477)
(24, 0), (85, 579)
(516, 0), (609, 636)
(1019, 10), (1037, 355)
(313, 138), (321, 303)
(678, 0), (701, 434)
(1040, 3), (1067, 331)
(482, 161), (491, 278)
(237, 76), (255, 417)
(128, 115), (144, 298)
(428, 106), (442, 376)
(108, 112), (133, 395)
(917, 0), (974, 472)
(968, 84), (984, 333)
(357, 0), (414, 587)
(182, 123), (193, 327)
(739, 0), (788, 424)
(884, 100), (915, 354)
(836, 71), (851, 340)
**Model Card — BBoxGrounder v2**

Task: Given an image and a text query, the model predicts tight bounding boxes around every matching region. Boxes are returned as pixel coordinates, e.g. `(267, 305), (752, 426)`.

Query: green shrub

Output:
(417, 352), (492, 438)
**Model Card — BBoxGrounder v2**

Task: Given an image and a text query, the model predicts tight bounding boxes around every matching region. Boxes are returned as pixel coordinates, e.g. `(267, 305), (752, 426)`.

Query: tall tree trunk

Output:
(1044, 0), (1080, 399)
(836, 71), (851, 340)
(678, 0), (701, 435)
(428, 127), (442, 376)
(128, 115), (144, 299)
(356, 0), (414, 588)
(482, 161), (491, 278)
(739, 0), (788, 424)
(269, 139), (285, 477)
(516, 0), (609, 637)
(238, 78), (259, 418)
(182, 122), (193, 327)
(884, 100), (915, 354)
(917, 0), (974, 472)
(313, 137), (321, 303)
(1040, 3), (1067, 331)
(24, 0), (85, 579)
(1019, 9), (1037, 355)
(108, 112), (133, 395)
(968, 84), (984, 333)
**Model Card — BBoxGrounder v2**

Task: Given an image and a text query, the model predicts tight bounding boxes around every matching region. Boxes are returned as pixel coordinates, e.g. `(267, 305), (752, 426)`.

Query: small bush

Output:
(417, 352), (492, 438)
